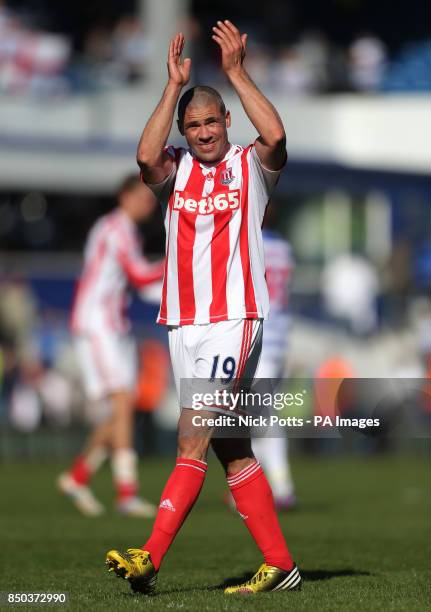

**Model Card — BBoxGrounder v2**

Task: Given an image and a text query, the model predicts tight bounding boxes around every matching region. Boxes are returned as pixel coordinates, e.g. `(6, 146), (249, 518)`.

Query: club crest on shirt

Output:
(220, 167), (234, 185)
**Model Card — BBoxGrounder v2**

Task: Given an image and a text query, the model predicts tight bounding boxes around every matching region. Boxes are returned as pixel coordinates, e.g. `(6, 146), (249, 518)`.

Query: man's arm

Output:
(212, 20), (286, 171)
(120, 255), (165, 289)
(118, 237), (165, 289)
(137, 33), (191, 184)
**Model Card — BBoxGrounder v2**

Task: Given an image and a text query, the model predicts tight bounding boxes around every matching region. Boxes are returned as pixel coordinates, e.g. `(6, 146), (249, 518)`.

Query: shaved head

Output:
(178, 86), (226, 129)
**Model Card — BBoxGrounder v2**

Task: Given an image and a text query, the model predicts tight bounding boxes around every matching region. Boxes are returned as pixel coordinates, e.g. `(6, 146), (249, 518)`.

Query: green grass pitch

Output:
(1, 454), (430, 611)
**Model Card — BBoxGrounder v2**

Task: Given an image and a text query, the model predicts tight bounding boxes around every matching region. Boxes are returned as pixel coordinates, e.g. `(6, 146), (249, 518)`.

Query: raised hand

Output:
(167, 33), (191, 87)
(212, 20), (248, 76)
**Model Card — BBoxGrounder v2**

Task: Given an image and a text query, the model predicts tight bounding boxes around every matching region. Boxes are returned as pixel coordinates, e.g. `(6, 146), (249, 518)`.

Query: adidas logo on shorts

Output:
(159, 498), (176, 512)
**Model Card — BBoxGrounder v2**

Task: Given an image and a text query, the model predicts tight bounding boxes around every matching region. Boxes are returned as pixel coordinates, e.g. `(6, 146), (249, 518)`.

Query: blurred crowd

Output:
(0, 1), (150, 96)
(0, 1), (70, 96)
(0, 0), (430, 97)
(0, 281), (78, 432)
(195, 29), (388, 95)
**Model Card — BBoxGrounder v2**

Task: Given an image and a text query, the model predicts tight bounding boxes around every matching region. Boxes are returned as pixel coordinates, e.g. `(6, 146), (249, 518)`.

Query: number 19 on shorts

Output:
(209, 355), (236, 383)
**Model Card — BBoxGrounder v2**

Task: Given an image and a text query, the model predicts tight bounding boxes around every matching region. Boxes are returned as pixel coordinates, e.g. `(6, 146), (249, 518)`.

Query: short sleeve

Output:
(248, 146), (284, 198)
(145, 145), (177, 204)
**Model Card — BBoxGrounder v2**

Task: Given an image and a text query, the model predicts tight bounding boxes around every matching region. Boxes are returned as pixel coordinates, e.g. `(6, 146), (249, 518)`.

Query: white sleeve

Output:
(145, 145), (177, 205)
(248, 146), (284, 198)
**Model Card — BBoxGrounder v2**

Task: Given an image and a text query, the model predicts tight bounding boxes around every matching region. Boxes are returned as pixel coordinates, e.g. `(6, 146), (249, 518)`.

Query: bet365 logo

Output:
(173, 190), (240, 215)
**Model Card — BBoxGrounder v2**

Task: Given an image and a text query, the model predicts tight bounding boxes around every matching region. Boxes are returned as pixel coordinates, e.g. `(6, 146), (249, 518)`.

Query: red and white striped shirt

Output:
(71, 209), (164, 335)
(149, 144), (283, 326)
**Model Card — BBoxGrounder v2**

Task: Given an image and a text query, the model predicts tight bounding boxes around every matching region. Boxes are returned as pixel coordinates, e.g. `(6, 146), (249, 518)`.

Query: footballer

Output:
(106, 20), (301, 595)
(59, 177), (164, 517)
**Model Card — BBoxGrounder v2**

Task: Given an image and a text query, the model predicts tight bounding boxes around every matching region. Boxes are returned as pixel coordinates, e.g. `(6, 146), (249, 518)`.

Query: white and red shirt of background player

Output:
(71, 209), (164, 335)
(149, 143), (283, 326)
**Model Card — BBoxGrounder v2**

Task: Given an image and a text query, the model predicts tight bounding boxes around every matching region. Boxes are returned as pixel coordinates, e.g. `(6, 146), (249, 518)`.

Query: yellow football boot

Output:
(105, 548), (157, 594)
(224, 563), (301, 594)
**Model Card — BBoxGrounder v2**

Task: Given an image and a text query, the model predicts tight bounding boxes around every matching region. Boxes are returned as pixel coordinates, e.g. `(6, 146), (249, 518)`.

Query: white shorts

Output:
(168, 319), (263, 412)
(74, 333), (137, 401)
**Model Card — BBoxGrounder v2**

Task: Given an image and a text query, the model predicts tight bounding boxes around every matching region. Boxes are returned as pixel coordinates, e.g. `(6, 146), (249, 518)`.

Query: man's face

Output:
(180, 102), (231, 164)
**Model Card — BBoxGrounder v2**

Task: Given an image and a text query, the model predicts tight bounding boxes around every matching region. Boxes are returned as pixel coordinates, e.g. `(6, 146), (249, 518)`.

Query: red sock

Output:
(116, 481), (138, 503)
(70, 456), (91, 486)
(228, 461), (294, 571)
(143, 458), (207, 570)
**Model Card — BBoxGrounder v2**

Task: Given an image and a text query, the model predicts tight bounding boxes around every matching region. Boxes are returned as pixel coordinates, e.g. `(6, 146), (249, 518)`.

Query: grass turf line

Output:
(0, 455), (430, 611)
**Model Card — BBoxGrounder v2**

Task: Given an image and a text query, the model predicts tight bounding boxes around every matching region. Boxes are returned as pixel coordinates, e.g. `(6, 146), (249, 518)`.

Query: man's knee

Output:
(110, 390), (134, 413)
(177, 408), (213, 461)
(211, 437), (255, 474)
(177, 435), (210, 462)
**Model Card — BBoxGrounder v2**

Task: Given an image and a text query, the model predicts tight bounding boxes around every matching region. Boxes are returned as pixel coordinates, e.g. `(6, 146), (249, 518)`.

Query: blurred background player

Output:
(58, 175), (165, 517)
(252, 205), (297, 510)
